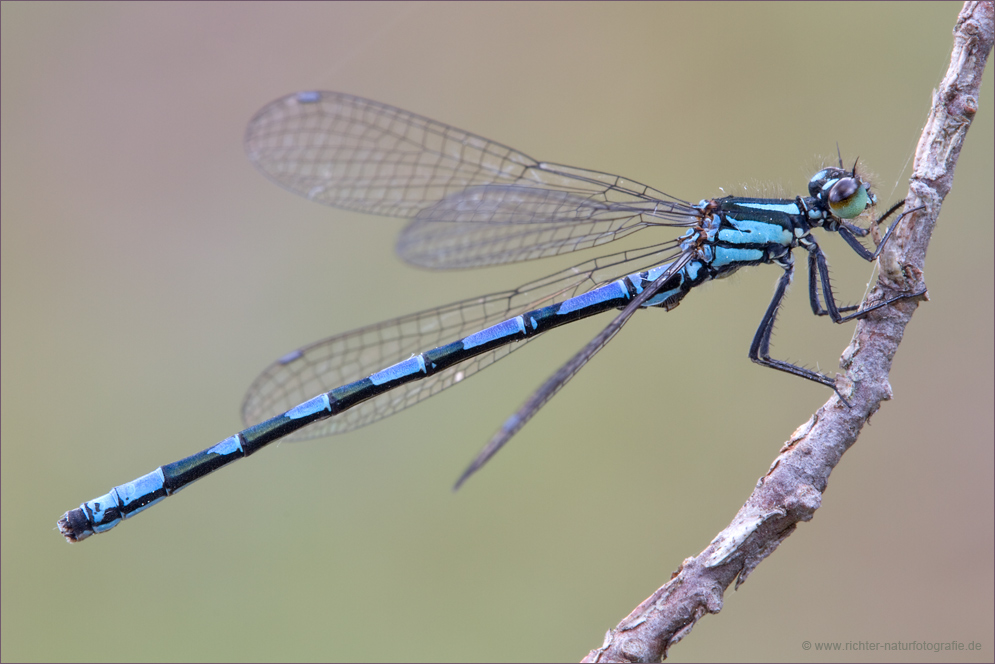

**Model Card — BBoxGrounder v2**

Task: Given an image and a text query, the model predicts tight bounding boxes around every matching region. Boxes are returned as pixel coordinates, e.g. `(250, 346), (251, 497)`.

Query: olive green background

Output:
(2, 2), (992, 662)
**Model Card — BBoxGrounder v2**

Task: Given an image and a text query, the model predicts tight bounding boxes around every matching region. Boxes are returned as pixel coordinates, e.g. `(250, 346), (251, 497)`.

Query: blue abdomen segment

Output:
(75, 468), (169, 535)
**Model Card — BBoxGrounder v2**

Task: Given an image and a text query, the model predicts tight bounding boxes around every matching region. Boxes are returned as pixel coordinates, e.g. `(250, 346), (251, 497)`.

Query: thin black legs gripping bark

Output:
(750, 201), (926, 402)
(748, 261), (841, 389)
(808, 202), (925, 321)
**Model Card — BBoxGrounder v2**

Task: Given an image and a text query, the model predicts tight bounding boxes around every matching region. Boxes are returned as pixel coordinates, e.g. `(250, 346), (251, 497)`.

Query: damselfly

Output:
(58, 91), (921, 542)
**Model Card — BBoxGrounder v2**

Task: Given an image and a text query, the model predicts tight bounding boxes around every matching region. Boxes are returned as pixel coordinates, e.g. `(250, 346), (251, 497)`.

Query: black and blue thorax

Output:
(634, 166), (877, 311)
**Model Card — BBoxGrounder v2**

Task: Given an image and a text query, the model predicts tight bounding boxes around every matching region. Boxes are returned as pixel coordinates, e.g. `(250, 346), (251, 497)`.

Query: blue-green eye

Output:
(827, 177), (871, 219)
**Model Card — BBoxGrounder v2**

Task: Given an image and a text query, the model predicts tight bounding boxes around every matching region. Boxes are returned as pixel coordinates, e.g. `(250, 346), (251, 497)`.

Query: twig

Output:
(583, 3), (994, 662)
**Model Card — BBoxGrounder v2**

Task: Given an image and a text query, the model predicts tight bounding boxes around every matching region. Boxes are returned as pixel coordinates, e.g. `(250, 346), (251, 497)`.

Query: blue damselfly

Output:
(58, 91), (921, 542)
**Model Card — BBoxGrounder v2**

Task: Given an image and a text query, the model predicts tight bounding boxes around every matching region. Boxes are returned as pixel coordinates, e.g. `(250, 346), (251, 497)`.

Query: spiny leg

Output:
(808, 203), (909, 317)
(808, 248), (861, 318)
(837, 201), (915, 260)
(815, 205), (927, 323)
(748, 260), (840, 392)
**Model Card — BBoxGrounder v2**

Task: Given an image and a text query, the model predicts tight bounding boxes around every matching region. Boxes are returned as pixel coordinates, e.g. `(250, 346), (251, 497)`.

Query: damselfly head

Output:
(807, 165), (877, 220)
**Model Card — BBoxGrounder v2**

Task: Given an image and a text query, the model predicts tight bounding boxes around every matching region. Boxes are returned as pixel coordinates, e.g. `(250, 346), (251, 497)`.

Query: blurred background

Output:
(2, 2), (992, 661)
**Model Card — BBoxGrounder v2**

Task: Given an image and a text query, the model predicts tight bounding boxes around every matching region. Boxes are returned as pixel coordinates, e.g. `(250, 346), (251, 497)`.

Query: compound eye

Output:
(827, 177), (871, 219)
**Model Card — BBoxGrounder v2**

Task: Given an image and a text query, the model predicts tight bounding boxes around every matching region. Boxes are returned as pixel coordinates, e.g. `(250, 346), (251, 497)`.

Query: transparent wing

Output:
(245, 91), (699, 268)
(242, 240), (688, 440)
(397, 184), (694, 268)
